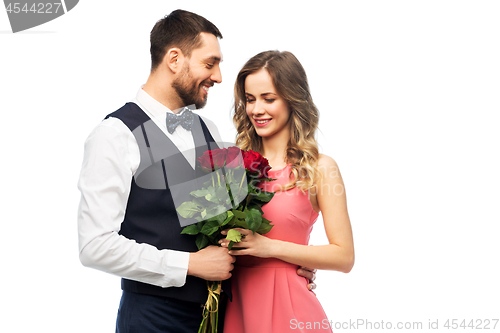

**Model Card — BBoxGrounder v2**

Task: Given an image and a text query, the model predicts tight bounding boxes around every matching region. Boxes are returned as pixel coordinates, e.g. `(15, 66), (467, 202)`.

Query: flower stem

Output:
(198, 281), (221, 333)
(237, 171), (246, 199)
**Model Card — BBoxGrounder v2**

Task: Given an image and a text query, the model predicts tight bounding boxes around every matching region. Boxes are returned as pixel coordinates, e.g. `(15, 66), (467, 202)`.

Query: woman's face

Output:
(244, 68), (291, 140)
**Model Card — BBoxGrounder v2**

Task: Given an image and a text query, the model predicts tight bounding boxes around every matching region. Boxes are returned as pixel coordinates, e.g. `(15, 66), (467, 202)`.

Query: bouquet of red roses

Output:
(177, 146), (275, 333)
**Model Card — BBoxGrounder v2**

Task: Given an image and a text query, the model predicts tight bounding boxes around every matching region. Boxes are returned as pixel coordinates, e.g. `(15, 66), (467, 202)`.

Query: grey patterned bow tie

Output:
(166, 108), (194, 134)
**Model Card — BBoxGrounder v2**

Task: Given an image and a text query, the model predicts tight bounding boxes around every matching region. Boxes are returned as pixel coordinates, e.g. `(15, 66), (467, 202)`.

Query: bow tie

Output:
(166, 108), (194, 134)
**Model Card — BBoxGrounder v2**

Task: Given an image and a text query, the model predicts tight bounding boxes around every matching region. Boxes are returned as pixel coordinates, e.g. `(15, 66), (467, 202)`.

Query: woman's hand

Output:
(219, 228), (276, 258)
(220, 229), (319, 293)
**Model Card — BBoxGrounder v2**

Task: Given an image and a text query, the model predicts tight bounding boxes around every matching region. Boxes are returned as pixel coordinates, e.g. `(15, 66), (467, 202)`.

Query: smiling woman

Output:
(222, 50), (355, 333)
(234, 51), (322, 192)
(245, 68), (291, 141)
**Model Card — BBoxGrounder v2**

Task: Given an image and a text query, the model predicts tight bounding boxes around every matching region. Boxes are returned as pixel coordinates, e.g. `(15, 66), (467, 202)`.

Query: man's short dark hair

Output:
(150, 10), (223, 71)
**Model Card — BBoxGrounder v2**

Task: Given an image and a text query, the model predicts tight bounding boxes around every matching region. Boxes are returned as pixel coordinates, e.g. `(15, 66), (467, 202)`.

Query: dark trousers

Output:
(116, 291), (204, 333)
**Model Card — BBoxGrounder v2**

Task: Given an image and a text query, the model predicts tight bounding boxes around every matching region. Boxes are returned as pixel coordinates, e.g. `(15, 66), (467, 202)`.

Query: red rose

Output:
(225, 146), (244, 169)
(198, 148), (271, 179)
(242, 150), (271, 179)
(198, 150), (214, 172)
(211, 148), (227, 169)
(260, 161), (271, 179)
(197, 148), (227, 172)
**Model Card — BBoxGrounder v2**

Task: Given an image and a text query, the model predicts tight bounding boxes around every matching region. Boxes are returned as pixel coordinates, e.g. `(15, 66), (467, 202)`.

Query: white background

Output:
(1, 1), (499, 332)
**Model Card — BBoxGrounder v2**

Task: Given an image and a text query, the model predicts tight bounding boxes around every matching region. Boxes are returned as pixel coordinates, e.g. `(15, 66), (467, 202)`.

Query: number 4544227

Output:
(444, 319), (498, 330)
(6, 3), (63, 14)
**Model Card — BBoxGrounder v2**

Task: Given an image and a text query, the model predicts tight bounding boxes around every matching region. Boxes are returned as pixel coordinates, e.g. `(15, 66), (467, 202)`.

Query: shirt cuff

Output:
(161, 249), (190, 288)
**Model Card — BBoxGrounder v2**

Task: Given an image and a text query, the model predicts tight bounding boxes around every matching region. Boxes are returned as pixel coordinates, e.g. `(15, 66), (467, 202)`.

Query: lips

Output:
(201, 81), (213, 95)
(253, 118), (271, 127)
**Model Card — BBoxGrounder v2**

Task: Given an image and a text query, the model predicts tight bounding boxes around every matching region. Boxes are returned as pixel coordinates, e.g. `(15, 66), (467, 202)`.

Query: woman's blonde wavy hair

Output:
(233, 50), (321, 191)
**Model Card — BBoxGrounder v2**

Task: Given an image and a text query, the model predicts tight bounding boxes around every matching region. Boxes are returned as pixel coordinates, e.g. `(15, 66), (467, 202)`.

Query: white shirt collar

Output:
(135, 85), (175, 120)
(136, 85), (194, 117)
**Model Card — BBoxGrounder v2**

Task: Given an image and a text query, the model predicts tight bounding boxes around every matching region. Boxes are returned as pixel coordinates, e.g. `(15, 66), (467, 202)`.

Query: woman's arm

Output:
(220, 154), (355, 273)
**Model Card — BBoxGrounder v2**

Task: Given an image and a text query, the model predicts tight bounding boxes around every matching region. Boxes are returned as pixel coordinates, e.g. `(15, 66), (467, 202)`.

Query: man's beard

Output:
(172, 63), (207, 109)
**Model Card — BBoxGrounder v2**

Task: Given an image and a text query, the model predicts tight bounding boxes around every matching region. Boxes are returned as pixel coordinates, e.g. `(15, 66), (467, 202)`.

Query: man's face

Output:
(172, 32), (222, 109)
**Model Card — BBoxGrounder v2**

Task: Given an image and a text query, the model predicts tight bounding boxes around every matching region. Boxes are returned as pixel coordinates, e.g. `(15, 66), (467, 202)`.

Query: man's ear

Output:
(163, 47), (183, 73)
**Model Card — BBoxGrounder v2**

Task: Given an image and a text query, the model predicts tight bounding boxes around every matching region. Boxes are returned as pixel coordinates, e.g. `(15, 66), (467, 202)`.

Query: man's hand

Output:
(297, 266), (317, 293)
(187, 245), (235, 281)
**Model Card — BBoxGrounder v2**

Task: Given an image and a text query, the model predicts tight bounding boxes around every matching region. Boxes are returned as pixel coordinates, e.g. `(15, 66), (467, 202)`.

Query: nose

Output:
(211, 65), (222, 84)
(252, 100), (265, 115)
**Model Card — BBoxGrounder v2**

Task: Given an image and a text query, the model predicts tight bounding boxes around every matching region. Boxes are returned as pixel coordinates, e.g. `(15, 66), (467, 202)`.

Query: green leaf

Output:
(233, 218), (249, 229)
(181, 224), (200, 235)
(253, 190), (275, 203)
(261, 177), (277, 183)
(247, 204), (263, 215)
(225, 229), (242, 243)
(257, 217), (274, 234)
(191, 188), (209, 198)
(215, 185), (230, 204)
(205, 193), (220, 204)
(204, 186), (219, 203)
(245, 207), (262, 233)
(204, 206), (226, 223)
(193, 196), (209, 206)
(231, 209), (247, 228)
(206, 211), (227, 225)
(176, 201), (202, 218)
(221, 211), (234, 226)
(257, 223), (273, 234)
(207, 232), (219, 243)
(196, 234), (209, 250)
(200, 220), (220, 236)
(232, 210), (246, 220)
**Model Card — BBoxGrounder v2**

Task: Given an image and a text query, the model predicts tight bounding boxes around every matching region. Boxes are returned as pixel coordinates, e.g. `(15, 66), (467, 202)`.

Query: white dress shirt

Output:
(78, 87), (221, 288)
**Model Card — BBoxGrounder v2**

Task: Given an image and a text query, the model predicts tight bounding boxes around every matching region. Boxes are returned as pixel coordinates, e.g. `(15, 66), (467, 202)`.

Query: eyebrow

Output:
(245, 92), (276, 96)
(204, 55), (222, 63)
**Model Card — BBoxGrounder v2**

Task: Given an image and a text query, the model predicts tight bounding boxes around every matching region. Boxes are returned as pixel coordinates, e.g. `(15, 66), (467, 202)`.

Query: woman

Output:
(220, 50), (355, 332)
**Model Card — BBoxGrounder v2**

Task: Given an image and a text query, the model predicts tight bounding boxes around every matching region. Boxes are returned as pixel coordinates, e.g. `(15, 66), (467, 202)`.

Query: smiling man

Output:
(77, 9), (315, 333)
(147, 24), (222, 110)
(77, 10), (233, 332)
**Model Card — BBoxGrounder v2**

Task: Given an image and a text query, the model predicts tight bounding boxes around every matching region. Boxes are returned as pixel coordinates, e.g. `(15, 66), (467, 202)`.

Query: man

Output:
(78, 9), (315, 332)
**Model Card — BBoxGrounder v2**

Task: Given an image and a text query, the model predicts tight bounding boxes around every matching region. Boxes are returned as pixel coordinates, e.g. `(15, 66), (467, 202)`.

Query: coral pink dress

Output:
(223, 164), (332, 333)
